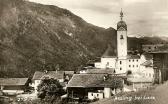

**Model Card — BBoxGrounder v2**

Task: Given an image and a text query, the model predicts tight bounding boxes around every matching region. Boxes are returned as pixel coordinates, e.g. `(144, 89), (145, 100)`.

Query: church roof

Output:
(117, 9), (127, 31)
(67, 74), (123, 88)
(102, 45), (116, 58)
(117, 20), (127, 31)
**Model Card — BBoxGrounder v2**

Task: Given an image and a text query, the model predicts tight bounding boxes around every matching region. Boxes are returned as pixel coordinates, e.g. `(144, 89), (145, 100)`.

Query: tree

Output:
(37, 78), (65, 103)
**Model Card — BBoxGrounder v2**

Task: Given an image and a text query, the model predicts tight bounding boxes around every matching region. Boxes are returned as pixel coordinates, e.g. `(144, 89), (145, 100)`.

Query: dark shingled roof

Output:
(141, 60), (153, 67)
(117, 21), (127, 30)
(0, 78), (28, 86)
(67, 74), (123, 88)
(127, 55), (140, 59)
(141, 53), (153, 60)
(86, 68), (114, 74)
(32, 71), (64, 80)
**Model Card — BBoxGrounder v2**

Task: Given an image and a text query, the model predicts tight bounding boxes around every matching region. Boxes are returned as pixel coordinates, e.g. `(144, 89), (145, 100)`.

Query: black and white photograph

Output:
(0, 0), (168, 104)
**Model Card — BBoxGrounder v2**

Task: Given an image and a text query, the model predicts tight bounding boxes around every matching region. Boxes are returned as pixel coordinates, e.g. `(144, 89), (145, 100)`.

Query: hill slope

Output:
(0, 0), (168, 78)
(0, 0), (117, 77)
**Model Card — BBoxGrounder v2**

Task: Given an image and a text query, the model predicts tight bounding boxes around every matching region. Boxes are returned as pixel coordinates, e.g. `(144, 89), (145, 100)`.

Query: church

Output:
(94, 10), (153, 76)
(68, 10), (155, 99)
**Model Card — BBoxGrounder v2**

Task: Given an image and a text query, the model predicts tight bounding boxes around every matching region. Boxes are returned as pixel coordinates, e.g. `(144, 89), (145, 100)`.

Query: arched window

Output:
(120, 35), (124, 39)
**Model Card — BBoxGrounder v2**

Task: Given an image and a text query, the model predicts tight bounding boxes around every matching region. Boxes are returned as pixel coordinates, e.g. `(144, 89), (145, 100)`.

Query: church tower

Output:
(116, 9), (128, 74)
(117, 9), (127, 59)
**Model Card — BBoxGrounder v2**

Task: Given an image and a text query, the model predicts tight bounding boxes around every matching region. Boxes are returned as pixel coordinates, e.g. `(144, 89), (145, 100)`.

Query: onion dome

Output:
(117, 9), (127, 31)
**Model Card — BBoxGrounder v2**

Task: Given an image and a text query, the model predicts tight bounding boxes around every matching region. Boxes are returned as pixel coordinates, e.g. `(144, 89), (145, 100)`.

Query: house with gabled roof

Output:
(67, 74), (124, 100)
(0, 78), (29, 95)
(32, 70), (74, 93)
(127, 76), (154, 91)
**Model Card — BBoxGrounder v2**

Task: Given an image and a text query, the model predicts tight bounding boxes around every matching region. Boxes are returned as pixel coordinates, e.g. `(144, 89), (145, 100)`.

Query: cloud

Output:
(29, 0), (168, 37)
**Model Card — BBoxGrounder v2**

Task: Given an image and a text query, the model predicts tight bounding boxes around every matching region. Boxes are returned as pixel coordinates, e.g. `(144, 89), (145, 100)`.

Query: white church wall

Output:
(101, 58), (116, 68)
(116, 59), (127, 74)
(94, 58), (116, 69)
(117, 30), (127, 58)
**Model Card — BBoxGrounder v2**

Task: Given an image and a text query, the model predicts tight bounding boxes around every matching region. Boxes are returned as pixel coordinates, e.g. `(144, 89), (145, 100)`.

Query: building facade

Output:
(0, 78), (29, 95)
(94, 10), (144, 75)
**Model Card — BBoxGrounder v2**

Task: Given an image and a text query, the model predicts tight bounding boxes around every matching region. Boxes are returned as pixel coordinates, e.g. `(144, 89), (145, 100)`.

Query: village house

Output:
(31, 70), (74, 93)
(127, 76), (154, 91)
(126, 55), (141, 73)
(0, 78), (29, 95)
(140, 60), (154, 79)
(67, 74), (124, 100)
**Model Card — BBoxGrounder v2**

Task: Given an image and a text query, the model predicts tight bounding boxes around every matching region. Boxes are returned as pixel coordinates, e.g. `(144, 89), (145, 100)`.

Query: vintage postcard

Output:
(0, 0), (168, 104)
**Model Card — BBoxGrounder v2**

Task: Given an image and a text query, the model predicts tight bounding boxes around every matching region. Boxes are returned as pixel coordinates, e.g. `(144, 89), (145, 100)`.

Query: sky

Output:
(29, 0), (168, 37)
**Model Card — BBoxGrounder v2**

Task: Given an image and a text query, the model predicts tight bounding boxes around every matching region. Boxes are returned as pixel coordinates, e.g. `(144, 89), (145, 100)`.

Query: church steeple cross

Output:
(120, 8), (123, 21)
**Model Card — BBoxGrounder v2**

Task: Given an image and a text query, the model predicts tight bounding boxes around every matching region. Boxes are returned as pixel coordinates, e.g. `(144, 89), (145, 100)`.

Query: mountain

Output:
(0, 0), (117, 77)
(0, 0), (167, 78)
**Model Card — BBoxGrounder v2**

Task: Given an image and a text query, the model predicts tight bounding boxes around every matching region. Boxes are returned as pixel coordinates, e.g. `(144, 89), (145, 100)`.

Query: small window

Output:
(120, 61), (122, 64)
(137, 60), (138, 62)
(133, 60), (134, 62)
(129, 60), (131, 62)
(137, 65), (138, 67)
(129, 65), (131, 67)
(91, 93), (93, 96)
(120, 68), (122, 70)
(149, 73), (151, 77)
(120, 35), (124, 39)
(148, 47), (151, 49)
(133, 65), (134, 67)
(97, 94), (99, 97)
